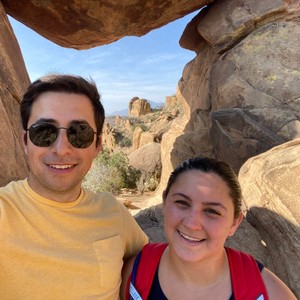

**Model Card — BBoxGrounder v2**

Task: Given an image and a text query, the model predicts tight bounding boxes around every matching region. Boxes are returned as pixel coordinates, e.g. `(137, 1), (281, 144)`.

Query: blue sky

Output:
(9, 12), (197, 115)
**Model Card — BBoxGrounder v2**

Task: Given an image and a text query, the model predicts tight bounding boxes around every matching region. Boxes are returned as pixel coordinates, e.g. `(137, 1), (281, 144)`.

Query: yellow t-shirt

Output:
(0, 179), (148, 299)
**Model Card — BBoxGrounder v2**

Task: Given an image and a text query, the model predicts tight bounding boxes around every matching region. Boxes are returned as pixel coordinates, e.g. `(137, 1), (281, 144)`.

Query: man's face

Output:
(23, 91), (101, 202)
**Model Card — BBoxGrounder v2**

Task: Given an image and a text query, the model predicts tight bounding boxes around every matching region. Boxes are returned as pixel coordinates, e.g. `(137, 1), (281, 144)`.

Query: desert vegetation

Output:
(83, 96), (180, 196)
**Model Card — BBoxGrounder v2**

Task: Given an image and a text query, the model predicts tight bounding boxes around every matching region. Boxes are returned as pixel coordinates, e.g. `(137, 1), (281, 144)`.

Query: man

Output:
(0, 74), (148, 299)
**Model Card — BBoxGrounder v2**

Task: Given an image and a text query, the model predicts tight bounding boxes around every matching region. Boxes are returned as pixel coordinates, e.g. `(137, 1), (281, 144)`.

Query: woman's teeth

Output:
(178, 230), (204, 242)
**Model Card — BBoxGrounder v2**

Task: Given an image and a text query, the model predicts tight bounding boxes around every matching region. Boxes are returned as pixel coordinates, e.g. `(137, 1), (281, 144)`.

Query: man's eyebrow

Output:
(70, 120), (90, 125)
(34, 119), (89, 125)
(35, 118), (57, 124)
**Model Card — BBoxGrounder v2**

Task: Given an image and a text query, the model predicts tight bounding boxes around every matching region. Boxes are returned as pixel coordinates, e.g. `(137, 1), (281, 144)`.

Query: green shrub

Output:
(118, 135), (132, 147)
(136, 170), (160, 194)
(83, 147), (141, 195)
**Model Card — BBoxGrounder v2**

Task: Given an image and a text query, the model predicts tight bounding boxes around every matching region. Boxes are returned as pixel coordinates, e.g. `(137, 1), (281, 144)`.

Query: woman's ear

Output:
(162, 190), (167, 204)
(228, 211), (244, 237)
(161, 190), (167, 216)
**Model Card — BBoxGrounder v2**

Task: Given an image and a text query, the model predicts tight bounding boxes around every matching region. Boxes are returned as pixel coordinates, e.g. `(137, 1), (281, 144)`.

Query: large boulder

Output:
(159, 0), (300, 189)
(1, 0), (213, 49)
(0, 2), (29, 186)
(239, 138), (300, 297)
(129, 142), (161, 174)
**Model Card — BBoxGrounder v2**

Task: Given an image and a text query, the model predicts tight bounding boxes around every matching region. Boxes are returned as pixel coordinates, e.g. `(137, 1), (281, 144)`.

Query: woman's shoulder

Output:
(261, 268), (297, 300)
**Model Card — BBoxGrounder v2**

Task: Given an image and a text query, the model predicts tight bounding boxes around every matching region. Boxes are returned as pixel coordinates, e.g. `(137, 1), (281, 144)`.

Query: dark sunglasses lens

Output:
(67, 124), (95, 148)
(29, 123), (58, 147)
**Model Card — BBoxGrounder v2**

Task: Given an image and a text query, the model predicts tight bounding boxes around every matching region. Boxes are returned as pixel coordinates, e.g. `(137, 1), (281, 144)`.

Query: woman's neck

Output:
(164, 247), (228, 285)
(158, 247), (232, 300)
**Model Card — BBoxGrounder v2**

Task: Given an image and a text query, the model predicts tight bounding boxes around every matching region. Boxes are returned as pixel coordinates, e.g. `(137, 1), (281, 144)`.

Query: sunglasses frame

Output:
(26, 122), (97, 149)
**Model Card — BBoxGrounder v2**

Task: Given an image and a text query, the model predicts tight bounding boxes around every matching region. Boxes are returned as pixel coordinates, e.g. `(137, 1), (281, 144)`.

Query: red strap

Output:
(127, 243), (168, 299)
(127, 245), (268, 300)
(226, 247), (269, 300)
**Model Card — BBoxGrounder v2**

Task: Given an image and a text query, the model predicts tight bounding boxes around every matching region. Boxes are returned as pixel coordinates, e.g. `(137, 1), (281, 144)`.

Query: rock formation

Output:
(1, 0), (213, 49)
(132, 126), (144, 151)
(129, 98), (151, 117)
(239, 138), (300, 296)
(138, 132), (155, 148)
(129, 142), (161, 174)
(159, 0), (300, 189)
(0, 2), (29, 186)
(101, 122), (118, 150)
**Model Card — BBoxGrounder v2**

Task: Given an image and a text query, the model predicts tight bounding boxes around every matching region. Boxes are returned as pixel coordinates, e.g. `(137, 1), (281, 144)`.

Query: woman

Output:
(121, 157), (297, 300)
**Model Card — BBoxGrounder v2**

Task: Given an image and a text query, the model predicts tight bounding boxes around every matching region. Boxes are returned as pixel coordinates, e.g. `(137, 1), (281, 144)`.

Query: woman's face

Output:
(162, 170), (243, 263)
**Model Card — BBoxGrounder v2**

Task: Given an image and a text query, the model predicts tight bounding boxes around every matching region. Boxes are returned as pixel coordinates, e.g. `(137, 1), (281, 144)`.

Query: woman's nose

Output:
(183, 209), (203, 230)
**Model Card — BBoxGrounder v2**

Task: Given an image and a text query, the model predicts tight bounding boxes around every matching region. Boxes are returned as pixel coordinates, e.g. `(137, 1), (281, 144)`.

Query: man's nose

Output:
(51, 129), (73, 154)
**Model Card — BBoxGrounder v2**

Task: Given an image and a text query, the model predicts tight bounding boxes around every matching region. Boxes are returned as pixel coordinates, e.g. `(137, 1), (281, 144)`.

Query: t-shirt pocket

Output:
(93, 235), (124, 289)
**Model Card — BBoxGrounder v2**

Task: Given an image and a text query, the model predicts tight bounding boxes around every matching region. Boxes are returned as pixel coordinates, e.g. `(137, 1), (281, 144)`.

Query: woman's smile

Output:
(177, 230), (206, 243)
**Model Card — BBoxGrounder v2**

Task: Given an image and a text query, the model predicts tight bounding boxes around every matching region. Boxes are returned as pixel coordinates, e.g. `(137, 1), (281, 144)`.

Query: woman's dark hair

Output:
(20, 74), (105, 146)
(163, 157), (242, 218)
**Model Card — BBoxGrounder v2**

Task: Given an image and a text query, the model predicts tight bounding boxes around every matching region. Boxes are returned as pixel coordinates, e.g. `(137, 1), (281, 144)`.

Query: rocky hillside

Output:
(102, 96), (180, 185)
(82, 96), (180, 202)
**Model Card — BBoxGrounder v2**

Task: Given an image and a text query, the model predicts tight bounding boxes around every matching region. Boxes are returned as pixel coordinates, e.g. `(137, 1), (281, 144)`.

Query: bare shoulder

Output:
(120, 255), (136, 300)
(261, 268), (297, 300)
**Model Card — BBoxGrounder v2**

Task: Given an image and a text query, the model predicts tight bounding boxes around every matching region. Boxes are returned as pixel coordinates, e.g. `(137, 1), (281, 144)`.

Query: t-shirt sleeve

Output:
(118, 201), (148, 258)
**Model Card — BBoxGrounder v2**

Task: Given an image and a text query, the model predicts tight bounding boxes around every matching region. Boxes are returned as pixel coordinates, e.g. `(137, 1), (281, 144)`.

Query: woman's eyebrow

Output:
(171, 193), (191, 201)
(202, 201), (227, 211)
(171, 194), (228, 211)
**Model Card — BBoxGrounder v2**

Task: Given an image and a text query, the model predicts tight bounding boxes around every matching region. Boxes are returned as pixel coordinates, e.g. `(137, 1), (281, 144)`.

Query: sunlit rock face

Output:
(1, 0), (213, 49)
(159, 0), (300, 189)
(0, 2), (29, 186)
(239, 138), (300, 297)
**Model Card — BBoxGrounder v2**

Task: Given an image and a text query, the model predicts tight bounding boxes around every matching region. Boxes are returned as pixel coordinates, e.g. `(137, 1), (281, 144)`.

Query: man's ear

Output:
(95, 135), (102, 157)
(22, 131), (28, 155)
(23, 132), (27, 145)
(228, 212), (244, 237)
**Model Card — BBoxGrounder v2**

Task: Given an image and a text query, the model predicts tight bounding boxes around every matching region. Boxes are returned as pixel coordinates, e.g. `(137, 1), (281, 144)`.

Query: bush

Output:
(136, 170), (160, 194)
(118, 135), (132, 147)
(83, 147), (141, 195)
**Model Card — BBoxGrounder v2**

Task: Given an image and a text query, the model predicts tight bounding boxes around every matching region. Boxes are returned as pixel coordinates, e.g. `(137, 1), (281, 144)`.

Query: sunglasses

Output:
(26, 122), (97, 148)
